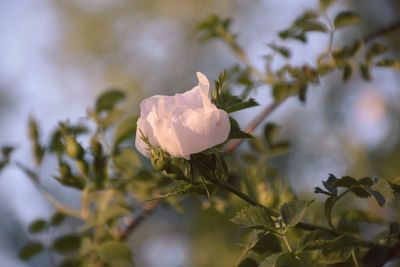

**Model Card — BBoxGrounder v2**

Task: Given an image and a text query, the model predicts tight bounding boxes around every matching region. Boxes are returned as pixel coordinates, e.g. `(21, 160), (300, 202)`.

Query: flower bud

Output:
(77, 159), (89, 177)
(135, 72), (230, 160)
(65, 136), (84, 159)
(59, 162), (71, 177)
(90, 137), (102, 156)
(150, 147), (170, 171)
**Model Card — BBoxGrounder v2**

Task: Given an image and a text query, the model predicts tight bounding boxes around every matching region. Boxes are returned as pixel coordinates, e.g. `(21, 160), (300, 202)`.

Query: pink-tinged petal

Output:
(196, 72), (209, 95)
(144, 111), (184, 158)
(171, 107), (230, 158)
(135, 72), (231, 159)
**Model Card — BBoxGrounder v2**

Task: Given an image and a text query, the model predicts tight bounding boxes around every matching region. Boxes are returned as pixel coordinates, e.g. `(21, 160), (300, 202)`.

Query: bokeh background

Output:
(0, 0), (399, 266)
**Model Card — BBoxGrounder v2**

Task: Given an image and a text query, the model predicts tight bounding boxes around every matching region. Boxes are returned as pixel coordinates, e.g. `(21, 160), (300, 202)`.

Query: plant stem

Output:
(218, 181), (279, 217)
(351, 249), (359, 266)
(327, 189), (350, 229)
(282, 234), (293, 252)
(217, 180), (376, 247)
(363, 19), (400, 42)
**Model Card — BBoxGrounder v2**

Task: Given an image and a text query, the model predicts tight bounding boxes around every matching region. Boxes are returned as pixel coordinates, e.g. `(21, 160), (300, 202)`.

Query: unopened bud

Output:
(150, 147), (170, 171)
(65, 136), (84, 159)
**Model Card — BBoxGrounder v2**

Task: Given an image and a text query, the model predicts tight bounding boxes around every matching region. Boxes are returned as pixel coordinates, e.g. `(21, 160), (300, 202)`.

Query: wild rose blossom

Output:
(135, 72), (230, 159)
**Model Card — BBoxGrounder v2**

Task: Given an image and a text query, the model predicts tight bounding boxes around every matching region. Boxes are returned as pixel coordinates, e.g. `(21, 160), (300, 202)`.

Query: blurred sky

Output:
(0, 0), (399, 266)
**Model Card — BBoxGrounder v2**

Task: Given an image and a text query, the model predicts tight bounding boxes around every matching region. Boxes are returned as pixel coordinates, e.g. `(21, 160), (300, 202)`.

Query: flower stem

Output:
(217, 180), (375, 248)
(218, 181), (279, 217)
(327, 189), (350, 229)
(282, 234), (293, 253)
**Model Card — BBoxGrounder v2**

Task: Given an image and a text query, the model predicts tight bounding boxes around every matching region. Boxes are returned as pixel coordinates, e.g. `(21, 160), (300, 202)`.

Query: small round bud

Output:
(65, 136), (84, 159)
(77, 160), (89, 177)
(59, 162), (71, 177)
(90, 137), (102, 156)
(150, 148), (170, 171)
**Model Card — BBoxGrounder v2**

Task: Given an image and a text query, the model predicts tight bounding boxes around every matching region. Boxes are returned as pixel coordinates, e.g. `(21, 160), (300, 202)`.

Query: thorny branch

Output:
(116, 18), (400, 244)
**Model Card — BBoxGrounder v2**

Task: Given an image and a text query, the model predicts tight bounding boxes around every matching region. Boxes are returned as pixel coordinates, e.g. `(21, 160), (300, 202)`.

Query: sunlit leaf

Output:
(97, 241), (133, 267)
(52, 234), (81, 254)
(18, 241), (44, 261)
(113, 115), (138, 151)
(28, 219), (48, 234)
(334, 11), (360, 28)
(95, 89), (125, 113)
(360, 63), (372, 81)
(50, 212), (66, 226)
(231, 206), (275, 230)
(280, 200), (313, 227)
(267, 44), (292, 58)
(376, 59), (400, 69)
(366, 43), (389, 62)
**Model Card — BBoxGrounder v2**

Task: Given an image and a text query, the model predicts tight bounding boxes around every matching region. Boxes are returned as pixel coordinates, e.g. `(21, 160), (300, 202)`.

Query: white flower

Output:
(135, 72), (231, 159)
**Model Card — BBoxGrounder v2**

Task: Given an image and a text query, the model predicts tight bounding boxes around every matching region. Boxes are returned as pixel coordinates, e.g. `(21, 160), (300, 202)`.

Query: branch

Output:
(113, 19), (400, 242)
(363, 19), (400, 42)
(116, 200), (160, 241)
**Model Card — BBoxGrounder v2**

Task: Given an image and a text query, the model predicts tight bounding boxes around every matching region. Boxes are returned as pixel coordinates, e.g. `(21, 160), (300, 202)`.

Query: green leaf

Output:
(275, 252), (313, 267)
(60, 257), (82, 267)
(294, 10), (319, 25)
(214, 88), (258, 113)
(366, 43), (389, 62)
(238, 258), (258, 267)
(297, 20), (328, 32)
(269, 142), (290, 156)
(314, 187), (332, 196)
(229, 117), (252, 139)
(319, 249), (352, 264)
(113, 115), (138, 150)
(334, 175), (358, 188)
(79, 237), (93, 256)
(231, 206), (275, 230)
(28, 219), (48, 234)
(350, 40), (363, 56)
(259, 253), (280, 267)
(315, 233), (360, 251)
(358, 176), (374, 186)
(28, 117), (44, 165)
(97, 206), (130, 225)
(388, 176), (400, 194)
(342, 64), (353, 82)
(367, 188), (385, 206)
(317, 63), (336, 76)
(1, 146), (14, 158)
(95, 89), (126, 113)
(320, 0), (335, 10)
(267, 44), (291, 58)
(263, 123), (281, 146)
(334, 11), (360, 28)
(298, 230), (337, 251)
(0, 146), (14, 172)
(251, 232), (281, 254)
(18, 241), (44, 261)
(227, 98), (258, 113)
(280, 200), (313, 227)
(50, 212), (66, 226)
(322, 174), (338, 196)
(360, 63), (372, 81)
(52, 234), (81, 254)
(97, 241), (133, 267)
(376, 59), (400, 69)
(349, 186), (371, 198)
